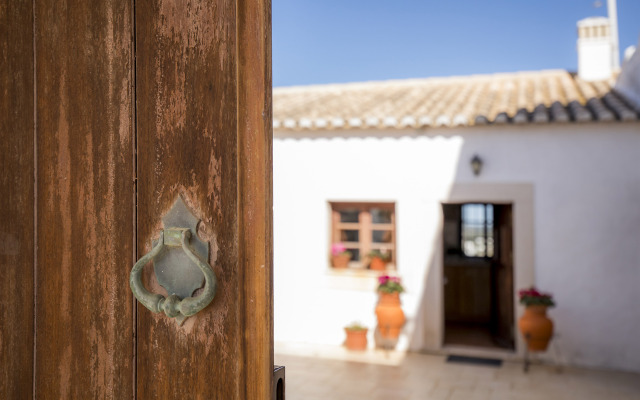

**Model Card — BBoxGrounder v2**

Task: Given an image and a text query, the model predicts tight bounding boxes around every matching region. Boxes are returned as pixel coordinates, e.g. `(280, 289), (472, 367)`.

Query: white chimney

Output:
(577, 17), (614, 81)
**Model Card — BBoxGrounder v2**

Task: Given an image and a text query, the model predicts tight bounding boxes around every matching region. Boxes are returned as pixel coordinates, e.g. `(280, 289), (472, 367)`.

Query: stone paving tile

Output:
(426, 386), (452, 400)
(276, 351), (640, 400)
(448, 387), (492, 400)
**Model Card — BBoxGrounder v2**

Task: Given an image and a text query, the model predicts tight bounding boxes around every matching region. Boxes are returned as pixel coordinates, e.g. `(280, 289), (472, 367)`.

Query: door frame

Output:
(435, 183), (535, 358)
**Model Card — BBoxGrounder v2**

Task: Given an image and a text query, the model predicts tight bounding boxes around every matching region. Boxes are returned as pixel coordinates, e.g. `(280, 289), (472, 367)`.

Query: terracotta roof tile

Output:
(273, 70), (639, 131)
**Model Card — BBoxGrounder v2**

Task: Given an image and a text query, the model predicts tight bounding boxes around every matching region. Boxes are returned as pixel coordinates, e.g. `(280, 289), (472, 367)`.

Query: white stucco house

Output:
(273, 18), (640, 373)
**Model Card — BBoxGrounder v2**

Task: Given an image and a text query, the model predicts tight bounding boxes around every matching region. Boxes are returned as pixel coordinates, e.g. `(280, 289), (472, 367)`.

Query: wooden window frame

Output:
(330, 202), (396, 269)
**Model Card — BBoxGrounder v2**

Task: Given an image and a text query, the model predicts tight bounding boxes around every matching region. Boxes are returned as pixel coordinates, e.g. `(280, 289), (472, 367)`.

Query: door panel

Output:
(493, 205), (514, 348)
(0, 1), (35, 398)
(135, 0), (272, 398)
(135, 0), (241, 397)
(34, 1), (135, 397)
(444, 262), (492, 323)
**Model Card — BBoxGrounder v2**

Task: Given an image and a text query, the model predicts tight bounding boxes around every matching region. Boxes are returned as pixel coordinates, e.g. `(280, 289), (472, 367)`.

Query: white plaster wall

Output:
(273, 124), (640, 373)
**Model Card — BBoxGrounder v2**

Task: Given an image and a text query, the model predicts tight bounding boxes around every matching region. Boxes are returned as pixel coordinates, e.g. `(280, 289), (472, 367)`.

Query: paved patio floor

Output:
(275, 345), (640, 400)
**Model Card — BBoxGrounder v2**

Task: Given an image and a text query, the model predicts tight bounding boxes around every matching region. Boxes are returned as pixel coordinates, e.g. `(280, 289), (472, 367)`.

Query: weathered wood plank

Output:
(34, 1), (135, 398)
(135, 0), (241, 398)
(0, 1), (34, 398)
(237, 0), (273, 398)
(136, 0), (272, 397)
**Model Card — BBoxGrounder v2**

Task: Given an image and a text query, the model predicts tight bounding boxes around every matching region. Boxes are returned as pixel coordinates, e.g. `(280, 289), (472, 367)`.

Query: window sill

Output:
(323, 265), (398, 292)
(326, 266), (396, 278)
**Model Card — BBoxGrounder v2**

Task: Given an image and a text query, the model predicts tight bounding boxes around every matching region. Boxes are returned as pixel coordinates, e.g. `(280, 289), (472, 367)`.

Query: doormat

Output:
(446, 355), (502, 367)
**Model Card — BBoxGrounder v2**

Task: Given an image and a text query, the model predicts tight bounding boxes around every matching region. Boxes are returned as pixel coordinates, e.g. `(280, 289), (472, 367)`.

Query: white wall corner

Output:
(614, 35), (640, 110)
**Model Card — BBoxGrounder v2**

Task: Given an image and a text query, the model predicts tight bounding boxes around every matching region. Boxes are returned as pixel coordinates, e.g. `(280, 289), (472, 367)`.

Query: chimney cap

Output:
(577, 16), (609, 28)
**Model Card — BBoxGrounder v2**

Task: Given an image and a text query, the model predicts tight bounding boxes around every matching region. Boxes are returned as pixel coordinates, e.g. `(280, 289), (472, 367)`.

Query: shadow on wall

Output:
(408, 220), (445, 352)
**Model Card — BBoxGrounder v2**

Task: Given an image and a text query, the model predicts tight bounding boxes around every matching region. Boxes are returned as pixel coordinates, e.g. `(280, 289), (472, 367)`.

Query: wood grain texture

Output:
(136, 0), (272, 397)
(237, 0), (273, 398)
(0, 1), (34, 398)
(494, 205), (514, 347)
(34, 1), (135, 398)
(444, 263), (492, 323)
(135, 0), (242, 398)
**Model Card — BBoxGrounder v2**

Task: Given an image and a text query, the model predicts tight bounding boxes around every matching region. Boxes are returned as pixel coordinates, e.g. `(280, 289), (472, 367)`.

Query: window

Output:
(330, 202), (396, 268)
(461, 203), (494, 258)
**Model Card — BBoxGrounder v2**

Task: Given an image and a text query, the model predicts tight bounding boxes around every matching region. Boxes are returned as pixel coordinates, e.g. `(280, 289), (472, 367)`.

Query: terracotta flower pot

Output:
(369, 257), (387, 271)
(332, 253), (350, 268)
(518, 305), (554, 351)
(375, 292), (405, 339)
(344, 328), (368, 351)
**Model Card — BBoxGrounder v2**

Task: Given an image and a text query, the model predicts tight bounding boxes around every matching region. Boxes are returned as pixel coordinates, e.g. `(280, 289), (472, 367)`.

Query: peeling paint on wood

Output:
(136, 0), (242, 395)
(136, 0), (272, 398)
(3, 0), (272, 397)
(34, 1), (134, 398)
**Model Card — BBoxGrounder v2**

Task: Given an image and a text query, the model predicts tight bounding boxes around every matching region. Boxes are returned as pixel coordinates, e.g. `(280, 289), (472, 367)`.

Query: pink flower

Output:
(377, 274), (405, 294)
(331, 243), (347, 256)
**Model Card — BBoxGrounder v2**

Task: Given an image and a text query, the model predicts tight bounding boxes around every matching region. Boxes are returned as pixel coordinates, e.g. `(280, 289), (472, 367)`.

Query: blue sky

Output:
(273, 0), (640, 87)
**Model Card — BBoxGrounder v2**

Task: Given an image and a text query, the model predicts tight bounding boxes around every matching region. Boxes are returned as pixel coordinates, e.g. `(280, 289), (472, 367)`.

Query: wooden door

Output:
(0, 0), (273, 398)
(492, 205), (515, 349)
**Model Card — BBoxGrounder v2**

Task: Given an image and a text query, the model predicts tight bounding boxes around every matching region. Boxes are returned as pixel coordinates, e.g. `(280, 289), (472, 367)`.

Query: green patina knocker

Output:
(129, 196), (217, 325)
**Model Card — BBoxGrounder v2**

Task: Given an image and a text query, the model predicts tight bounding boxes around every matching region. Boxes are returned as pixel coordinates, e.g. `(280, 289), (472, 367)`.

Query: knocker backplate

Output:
(152, 197), (209, 299)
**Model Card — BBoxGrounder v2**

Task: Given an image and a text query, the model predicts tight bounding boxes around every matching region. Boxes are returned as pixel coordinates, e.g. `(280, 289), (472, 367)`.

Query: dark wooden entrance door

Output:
(1, 1), (273, 398)
(442, 203), (514, 350)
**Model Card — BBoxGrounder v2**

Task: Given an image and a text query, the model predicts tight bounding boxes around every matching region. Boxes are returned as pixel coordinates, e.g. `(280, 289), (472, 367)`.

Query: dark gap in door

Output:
(131, 0), (139, 397)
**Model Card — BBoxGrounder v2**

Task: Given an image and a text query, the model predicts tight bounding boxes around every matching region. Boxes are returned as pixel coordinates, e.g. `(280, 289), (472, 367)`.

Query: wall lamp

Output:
(471, 154), (483, 176)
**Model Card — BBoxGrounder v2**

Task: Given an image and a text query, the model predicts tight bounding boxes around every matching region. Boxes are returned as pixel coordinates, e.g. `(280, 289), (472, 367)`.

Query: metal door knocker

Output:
(130, 196), (217, 325)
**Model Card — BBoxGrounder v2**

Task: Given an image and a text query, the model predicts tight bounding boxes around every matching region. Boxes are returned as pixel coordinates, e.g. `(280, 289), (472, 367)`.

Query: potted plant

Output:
(344, 322), (368, 351)
(518, 286), (555, 351)
(375, 275), (405, 340)
(368, 249), (391, 270)
(331, 243), (352, 268)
